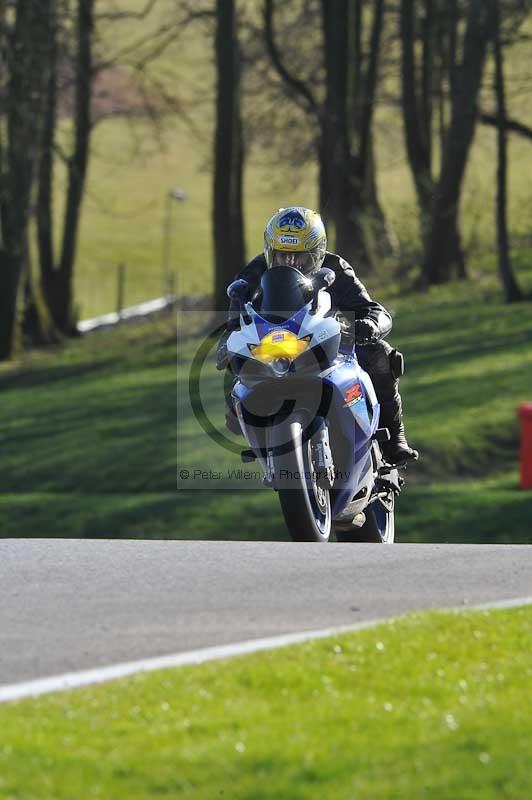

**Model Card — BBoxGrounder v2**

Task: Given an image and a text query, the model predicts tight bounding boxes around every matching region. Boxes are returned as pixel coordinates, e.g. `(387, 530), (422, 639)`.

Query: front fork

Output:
(311, 421), (335, 489)
(263, 416), (335, 491)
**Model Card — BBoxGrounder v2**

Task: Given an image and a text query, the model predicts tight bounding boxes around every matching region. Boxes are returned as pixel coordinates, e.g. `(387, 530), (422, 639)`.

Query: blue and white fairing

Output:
(226, 293), (340, 375)
(321, 357), (380, 514)
(226, 275), (380, 519)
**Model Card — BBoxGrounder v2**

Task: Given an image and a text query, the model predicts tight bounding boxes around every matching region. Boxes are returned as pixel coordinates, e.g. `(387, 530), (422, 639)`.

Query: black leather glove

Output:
(354, 318), (379, 344)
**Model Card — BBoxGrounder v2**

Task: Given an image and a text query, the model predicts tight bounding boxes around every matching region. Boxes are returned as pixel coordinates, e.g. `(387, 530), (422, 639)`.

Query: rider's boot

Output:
(356, 341), (418, 467)
(379, 395), (418, 466)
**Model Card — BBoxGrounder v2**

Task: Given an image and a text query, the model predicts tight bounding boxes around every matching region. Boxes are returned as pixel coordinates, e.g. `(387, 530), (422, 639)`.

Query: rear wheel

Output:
(371, 492), (395, 543)
(274, 415), (331, 542)
(336, 493), (395, 543)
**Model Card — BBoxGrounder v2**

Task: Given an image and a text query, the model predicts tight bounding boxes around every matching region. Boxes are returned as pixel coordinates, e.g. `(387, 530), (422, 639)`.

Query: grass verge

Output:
(1, 476), (530, 543)
(0, 606), (530, 799)
(1, 276), (531, 541)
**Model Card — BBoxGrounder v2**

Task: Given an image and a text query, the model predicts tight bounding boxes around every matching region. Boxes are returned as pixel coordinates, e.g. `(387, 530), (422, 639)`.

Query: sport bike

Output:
(225, 265), (404, 543)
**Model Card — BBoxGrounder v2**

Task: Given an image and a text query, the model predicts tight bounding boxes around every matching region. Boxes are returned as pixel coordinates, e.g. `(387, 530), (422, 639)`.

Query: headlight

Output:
(249, 331), (311, 365)
(271, 357), (291, 376)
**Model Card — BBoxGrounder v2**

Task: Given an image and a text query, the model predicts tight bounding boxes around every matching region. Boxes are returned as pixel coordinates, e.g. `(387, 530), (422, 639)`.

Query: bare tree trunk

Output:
(22, 0), (61, 346)
(323, 0), (385, 270)
(354, 0), (390, 264)
(420, 0), (434, 163)
(401, 0), (467, 279)
(400, 0), (432, 225)
(365, 138), (399, 259)
(318, 131), (333, 228)
(322, 0), (343, 250)
(213, 0), (246, 311)
(493, 0), (523, 303)
(37, 10), (58, 291)
(322, 0), (349, 254)
(423, 0), (494, 285)
(0, 0), (52, 359)
(45, 0), (93, 334)
(0, 251), (20, 360)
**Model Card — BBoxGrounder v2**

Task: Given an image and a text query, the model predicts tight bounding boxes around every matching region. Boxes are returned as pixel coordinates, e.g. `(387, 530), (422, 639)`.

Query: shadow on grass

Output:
(0, 491), (285, 541)
(2, 297), (531, 542)
(398, 477), (532, 544)
(0, 358), (121, 390)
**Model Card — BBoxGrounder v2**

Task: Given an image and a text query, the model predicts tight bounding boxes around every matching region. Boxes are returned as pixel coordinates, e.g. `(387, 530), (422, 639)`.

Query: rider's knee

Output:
(356, 339), (393, 376)
(357, 342), (405, 401)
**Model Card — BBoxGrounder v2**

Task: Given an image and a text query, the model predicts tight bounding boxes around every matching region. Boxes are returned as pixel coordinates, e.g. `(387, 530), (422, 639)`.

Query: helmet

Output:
(264, 206), (327, 276)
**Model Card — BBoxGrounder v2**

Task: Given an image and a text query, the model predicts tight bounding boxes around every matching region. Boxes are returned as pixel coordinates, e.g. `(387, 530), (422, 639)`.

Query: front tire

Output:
(273, 414), (332, 542)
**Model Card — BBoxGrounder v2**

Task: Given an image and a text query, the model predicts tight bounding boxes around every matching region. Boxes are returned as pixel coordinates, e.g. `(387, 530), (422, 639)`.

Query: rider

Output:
(216, 206), (418, 466)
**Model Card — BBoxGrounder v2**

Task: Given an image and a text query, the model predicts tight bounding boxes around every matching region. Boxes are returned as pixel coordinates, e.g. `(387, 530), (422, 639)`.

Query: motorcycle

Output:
(225, 265), (405, 543)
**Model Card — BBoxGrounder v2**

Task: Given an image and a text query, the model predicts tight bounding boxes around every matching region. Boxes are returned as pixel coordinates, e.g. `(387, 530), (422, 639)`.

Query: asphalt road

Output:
(0, 539), (530, 686)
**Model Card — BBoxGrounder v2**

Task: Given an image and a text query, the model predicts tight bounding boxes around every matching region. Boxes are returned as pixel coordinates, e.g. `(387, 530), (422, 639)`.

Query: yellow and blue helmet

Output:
(264, 206), (327, 276)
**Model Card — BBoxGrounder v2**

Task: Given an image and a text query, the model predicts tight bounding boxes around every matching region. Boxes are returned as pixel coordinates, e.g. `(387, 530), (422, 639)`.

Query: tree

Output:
(34, 0), (94, 335)
(322, 0), (386, 269)
(400, 0), (466, 281)
(422, 0), (497, 284)
(32, 0), (190, 337)
(262, 0), (391, 270)
(213, 0), (246, 311)
(261, 0), (326, 209)
(0, 0), (54, 360)
(492, 0), (524, 302)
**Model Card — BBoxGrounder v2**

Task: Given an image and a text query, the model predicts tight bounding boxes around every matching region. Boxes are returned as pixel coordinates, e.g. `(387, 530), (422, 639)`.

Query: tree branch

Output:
(479, 111), (532, 140)
(96, 0), (158, 22)
(263, 0), (319, 118)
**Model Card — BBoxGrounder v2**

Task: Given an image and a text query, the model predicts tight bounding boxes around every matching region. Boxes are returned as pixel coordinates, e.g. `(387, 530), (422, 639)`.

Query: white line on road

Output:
(0, 620), (381, 704)
(1, 596), (531, 705)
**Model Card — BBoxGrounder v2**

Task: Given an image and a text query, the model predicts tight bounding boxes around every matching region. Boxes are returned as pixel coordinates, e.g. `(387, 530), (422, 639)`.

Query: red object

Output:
(518, 403), (532, 490)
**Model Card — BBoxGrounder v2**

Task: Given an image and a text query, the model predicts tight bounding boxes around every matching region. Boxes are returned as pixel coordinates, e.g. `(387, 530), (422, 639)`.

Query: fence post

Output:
(116, 263), (126, 317)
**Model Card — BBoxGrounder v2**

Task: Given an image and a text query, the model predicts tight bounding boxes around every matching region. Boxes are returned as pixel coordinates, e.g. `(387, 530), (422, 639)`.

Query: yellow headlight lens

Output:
(249, 331), (311, 364)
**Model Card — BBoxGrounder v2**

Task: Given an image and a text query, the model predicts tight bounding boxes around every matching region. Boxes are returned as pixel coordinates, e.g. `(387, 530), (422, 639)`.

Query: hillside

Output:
(2, 271), (531, 542)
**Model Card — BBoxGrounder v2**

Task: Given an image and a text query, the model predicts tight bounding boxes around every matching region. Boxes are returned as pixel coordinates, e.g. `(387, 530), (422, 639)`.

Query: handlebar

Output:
(227, 279), (252, 324)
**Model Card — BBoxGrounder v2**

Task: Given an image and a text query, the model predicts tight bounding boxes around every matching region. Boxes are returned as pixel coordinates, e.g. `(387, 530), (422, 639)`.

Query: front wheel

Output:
(273, 414), (331, 542)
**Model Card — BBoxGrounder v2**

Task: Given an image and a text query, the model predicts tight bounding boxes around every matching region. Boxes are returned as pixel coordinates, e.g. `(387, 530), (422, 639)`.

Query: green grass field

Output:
(1, 605), (530, 799)
(1, 271), (531, 541)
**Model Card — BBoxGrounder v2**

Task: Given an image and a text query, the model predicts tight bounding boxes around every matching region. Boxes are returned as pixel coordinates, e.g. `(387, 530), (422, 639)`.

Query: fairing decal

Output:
(253, 306), (309, 340)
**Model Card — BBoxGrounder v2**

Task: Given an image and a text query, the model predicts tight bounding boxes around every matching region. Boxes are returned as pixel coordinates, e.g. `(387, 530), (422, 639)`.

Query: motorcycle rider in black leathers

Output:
(216, 206), (418, 466)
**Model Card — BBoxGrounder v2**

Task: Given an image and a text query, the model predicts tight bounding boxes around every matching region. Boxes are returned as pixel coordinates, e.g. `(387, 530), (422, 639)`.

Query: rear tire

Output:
(336, 494), (395, 543)
(274, 414), (331, 543)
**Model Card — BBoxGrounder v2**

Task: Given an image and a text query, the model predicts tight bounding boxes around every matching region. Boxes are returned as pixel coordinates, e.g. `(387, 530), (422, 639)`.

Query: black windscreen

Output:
(257, 267), (313, 322)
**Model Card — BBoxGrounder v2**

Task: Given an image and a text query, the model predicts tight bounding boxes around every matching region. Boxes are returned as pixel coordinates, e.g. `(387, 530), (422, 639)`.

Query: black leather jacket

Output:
(227, 251), (392, 339)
